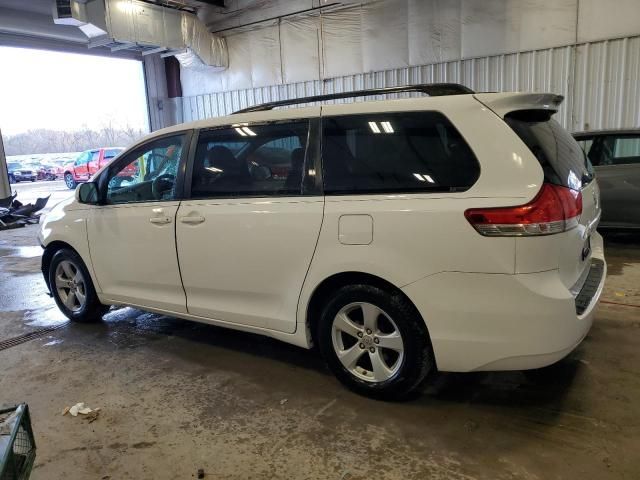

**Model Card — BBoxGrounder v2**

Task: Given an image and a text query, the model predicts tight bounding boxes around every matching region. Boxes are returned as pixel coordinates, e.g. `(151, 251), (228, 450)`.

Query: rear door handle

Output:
(150, 216), (172, 225)
(180, 215), (205, 225)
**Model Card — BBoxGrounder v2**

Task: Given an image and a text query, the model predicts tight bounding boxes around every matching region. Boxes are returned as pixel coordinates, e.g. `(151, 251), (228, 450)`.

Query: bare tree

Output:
(3, 126), (147, 155)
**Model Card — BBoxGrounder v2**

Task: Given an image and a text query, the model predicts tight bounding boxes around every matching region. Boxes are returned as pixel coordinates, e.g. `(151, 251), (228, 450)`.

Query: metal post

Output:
(0, 129), (11, 199)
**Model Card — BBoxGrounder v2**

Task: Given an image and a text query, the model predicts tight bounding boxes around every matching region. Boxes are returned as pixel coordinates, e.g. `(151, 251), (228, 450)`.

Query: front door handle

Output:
(150, 216), (172, 225)
(180, 215), (205, 225)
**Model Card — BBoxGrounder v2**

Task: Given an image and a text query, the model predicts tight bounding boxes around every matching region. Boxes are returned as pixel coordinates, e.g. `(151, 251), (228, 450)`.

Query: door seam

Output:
(173, 201), (189, 313)
(294, 196), (326, 336)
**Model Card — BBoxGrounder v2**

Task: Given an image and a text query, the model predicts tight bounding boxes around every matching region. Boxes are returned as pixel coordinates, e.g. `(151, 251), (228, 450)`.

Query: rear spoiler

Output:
(473, 93), (564, 118)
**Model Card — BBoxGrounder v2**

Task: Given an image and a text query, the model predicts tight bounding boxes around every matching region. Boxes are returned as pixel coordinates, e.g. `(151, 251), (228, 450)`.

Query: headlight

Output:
(15, 171), (21, 175)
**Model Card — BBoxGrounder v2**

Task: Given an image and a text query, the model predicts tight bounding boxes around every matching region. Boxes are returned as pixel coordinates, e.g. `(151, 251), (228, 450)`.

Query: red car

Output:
(64, 147), (125, 189)
(39, 163), (65, 181)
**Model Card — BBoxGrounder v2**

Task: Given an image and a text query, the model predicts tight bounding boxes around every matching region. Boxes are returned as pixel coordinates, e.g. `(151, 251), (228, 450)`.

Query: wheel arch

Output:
(42, 241), (76, 292)
(305, 271), (428, 347)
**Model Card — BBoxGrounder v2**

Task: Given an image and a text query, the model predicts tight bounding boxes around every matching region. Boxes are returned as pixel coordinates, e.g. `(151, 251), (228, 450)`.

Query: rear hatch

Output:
(473, 93), (600, 290)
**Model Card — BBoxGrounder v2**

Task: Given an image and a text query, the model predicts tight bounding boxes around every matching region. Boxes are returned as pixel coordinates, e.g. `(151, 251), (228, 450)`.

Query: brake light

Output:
(465, 183), (582, 236)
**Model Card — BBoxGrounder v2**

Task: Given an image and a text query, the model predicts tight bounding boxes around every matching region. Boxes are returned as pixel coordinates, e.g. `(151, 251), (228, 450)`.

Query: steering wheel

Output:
(151, 173), (176, 200)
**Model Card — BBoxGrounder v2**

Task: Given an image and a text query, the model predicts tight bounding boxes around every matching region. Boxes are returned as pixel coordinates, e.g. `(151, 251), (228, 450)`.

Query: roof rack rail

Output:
(233, 83), (474, 114)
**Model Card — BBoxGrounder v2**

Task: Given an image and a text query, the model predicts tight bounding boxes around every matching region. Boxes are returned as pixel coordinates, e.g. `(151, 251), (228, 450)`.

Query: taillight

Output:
(465, 183), (582, 236)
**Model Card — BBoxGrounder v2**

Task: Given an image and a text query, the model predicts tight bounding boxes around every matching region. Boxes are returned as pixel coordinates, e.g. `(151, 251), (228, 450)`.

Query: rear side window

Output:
(190, 121), (309, 198)
(104, 149), (122, 160)
(505, 112), (593, 190)
(583, 135), (640, 166)
(322, 112), (480, 194)
(612, 136), (640, 161)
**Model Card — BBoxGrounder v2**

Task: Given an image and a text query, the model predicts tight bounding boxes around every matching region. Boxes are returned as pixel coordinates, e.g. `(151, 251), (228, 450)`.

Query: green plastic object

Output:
(0, 404), (36, 480)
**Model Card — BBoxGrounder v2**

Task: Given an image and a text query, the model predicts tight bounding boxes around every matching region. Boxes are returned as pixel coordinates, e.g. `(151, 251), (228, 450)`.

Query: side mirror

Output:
(76, 182), (99, 204)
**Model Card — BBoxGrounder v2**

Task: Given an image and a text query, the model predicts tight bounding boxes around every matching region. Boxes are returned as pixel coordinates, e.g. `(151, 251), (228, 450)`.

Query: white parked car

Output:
(39, 84), (606, 399)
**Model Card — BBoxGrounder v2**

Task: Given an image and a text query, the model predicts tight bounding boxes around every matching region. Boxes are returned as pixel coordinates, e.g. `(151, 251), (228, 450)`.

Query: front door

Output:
(87, 133), (190, 313)
(176, 117), (323, 333)
(73, 151), (91, 181)
(86, 150), (101, 177)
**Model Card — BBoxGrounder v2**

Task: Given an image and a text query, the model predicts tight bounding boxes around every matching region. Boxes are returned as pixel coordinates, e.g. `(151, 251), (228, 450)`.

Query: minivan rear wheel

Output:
(49, 249), (107, 322)
(317, 284), (435, 400)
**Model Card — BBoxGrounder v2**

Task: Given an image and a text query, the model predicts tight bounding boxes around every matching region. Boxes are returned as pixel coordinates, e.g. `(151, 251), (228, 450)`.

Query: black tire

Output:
(30, 178), (36, 182)
(317, 284), (435, 400)
(64, 173), (76, 189)
(48, 248), (107, 322)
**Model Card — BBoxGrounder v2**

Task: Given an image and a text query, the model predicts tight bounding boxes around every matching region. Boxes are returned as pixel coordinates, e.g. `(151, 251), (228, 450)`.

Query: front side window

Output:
(105, 135), (185, 204)
(75, 151), (90, 166)
(322, 112), (480, 194)
(190, 121), (309, 198)
(90, 151), (100, 162)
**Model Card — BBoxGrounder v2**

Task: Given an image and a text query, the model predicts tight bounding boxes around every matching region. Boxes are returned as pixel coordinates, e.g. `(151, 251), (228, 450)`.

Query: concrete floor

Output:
(1, 219), (639, 479)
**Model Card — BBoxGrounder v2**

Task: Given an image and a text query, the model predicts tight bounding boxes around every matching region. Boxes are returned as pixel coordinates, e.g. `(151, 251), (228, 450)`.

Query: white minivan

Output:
(39, 84), (606, 399)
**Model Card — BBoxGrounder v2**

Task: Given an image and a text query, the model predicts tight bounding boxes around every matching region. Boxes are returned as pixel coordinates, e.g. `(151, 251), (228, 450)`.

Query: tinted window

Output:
(105, 135), (185, 204)
(612, 136), (640, 164)
(190, 121), (309, 198)
(505, 112), (593, 190)
(321, 112), (480, 194)
(575, 138), (594, 159)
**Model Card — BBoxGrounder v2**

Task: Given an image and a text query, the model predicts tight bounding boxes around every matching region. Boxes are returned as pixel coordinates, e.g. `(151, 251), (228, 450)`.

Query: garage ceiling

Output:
(0, 0), (336, 60)
(0, 0), (231, 59)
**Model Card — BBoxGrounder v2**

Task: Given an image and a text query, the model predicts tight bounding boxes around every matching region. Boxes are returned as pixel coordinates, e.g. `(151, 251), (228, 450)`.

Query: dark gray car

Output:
(573, 130), (640, 229)
(7, 162), (37, 183)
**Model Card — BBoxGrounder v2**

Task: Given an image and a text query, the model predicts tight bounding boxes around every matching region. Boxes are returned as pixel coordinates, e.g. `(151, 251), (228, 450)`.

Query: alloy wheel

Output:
(54, 260), (87, 312)
(331, 302), (404, 383)
(65, 174), (75, 189)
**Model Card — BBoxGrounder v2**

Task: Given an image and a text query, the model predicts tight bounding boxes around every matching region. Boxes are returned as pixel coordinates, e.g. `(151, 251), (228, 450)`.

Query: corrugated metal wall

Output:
(177, 35), (640, 133)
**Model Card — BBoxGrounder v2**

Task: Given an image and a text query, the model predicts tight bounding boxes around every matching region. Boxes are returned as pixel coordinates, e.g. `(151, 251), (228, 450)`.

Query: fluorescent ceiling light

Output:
(242, 127), (257, 136)
(414, 173), (435, 183)
(368, 122), (381, 134)
(235, 128), (247, 136)
(381, 121), (394, 133)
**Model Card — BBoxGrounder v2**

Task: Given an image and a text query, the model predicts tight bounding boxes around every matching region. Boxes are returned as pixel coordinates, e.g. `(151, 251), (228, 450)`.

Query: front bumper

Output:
(402, 233), (606, 372)
(15, 174), (36, 181)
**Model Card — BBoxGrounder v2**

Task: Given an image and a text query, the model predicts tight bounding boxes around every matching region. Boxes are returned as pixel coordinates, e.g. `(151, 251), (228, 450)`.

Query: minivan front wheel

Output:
(49, 249), (107, 322)
(317, 285), (435, 399)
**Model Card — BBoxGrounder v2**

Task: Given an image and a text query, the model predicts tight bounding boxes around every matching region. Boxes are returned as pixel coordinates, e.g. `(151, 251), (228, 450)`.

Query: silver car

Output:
(573, 129), (640, 229)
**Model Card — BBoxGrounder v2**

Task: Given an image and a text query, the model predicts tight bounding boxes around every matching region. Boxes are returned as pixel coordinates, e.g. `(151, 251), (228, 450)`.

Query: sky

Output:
(0, 47), (149, 136)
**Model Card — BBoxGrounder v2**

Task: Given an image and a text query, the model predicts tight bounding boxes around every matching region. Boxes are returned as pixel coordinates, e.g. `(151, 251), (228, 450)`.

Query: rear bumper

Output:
(402, 232), (606, 372)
